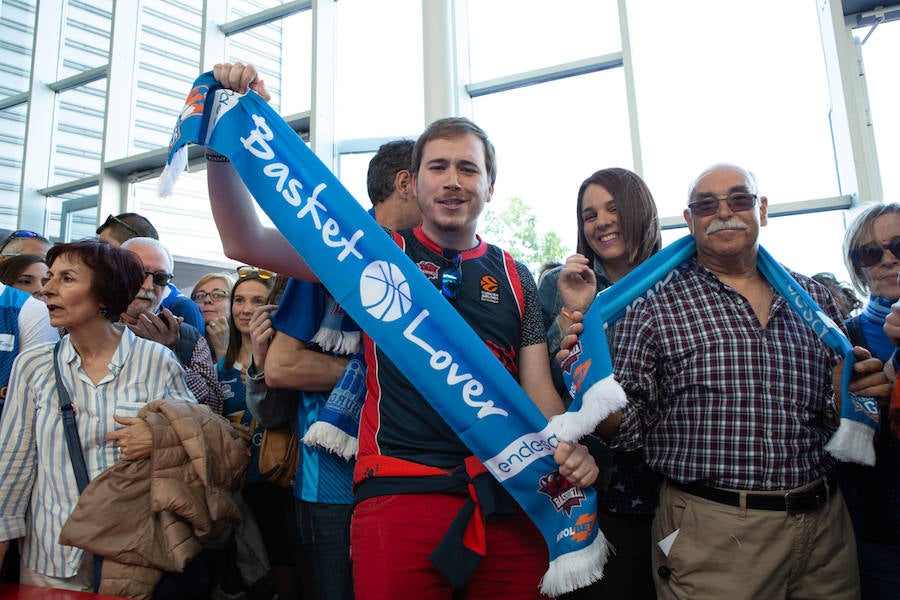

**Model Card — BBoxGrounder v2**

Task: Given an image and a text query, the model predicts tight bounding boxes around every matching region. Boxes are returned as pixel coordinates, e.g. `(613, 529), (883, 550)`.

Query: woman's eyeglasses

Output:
(96, 214), (139, 237)
(850, 237), (900, 268)
(237, 265), (275, 279)
(191, 290), (230, 303)
(144, 270), (174, 286)
(441, 254), (462, 301)
(0, 230), (47, 255)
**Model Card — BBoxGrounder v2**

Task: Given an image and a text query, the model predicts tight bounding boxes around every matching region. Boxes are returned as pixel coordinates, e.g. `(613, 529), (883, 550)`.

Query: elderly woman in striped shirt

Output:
(0, 239), (195, 592)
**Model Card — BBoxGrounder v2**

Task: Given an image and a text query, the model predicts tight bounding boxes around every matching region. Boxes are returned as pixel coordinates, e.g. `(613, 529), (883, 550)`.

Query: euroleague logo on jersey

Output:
(480, 275), (500, 304)
(360, 261), (413, 322)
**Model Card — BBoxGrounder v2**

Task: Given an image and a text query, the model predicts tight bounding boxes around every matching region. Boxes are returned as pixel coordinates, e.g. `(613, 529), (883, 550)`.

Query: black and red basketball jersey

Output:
(357, 226), (537, 469)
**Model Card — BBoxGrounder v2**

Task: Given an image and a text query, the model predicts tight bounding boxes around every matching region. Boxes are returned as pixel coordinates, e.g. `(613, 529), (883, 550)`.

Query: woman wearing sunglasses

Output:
(538, 168), (661, 599)
(838, 202), (900, 599)
(191, 272), (236, 360)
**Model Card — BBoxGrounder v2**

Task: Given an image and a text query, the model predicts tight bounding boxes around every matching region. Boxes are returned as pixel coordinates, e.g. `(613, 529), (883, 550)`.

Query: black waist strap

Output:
(669, 475), (834, 515)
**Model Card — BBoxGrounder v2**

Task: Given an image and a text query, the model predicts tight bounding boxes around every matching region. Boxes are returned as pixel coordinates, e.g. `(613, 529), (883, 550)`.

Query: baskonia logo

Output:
(417, 261), (439, 281)
(555, 512), (597, 544)
(538, 471), (586, 516)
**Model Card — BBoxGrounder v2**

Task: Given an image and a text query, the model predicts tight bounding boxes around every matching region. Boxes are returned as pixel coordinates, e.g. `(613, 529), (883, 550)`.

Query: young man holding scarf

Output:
(557, 163), (889, 599)
(204, 63), (598, 599)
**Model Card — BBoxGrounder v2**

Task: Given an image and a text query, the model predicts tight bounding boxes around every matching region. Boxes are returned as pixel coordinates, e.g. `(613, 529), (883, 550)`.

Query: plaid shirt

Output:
(611, 258), (841, 491)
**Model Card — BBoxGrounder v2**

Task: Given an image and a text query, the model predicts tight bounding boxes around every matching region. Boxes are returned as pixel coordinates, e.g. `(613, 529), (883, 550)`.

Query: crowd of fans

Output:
(0, 61), (896, 600)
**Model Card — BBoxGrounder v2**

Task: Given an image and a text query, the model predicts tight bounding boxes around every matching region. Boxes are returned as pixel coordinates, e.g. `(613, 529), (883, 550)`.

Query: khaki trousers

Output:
(651, 479), (860, 600)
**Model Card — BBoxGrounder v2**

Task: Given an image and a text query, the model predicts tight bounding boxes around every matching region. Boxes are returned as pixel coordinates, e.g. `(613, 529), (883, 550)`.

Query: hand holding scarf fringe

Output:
(160, 73), (606, 595)
(560, 236), (879, 467)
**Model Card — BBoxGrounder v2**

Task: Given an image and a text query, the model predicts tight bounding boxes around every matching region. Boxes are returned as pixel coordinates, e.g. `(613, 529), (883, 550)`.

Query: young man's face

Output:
(414, 133), (493, 238)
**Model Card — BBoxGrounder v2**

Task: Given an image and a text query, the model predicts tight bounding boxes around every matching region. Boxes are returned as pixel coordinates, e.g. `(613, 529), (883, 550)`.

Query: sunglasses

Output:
(0, 230), (47, 254)
(688, 192), (758, 217)
(96, 214), (139, 237)
(441, 254), (462, 301)
(144, 270), (174, 286)
(191, 290), (229, 302)
(237, 265), (275, 279)
(850, 237), (900, 268)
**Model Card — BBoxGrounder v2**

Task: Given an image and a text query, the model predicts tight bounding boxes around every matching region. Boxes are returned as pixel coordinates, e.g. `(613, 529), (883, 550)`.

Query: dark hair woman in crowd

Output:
(538, 167), (661, 599)
(0, 254), (49, 298)
(0, 240), (196, 592)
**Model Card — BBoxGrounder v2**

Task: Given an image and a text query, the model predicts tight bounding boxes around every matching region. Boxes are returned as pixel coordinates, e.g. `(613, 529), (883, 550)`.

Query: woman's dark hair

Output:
(46, 239), (144, 322)
(0, 254), (47, 287)
(575, 168), (661, 267)
(224, 272), (275, 371)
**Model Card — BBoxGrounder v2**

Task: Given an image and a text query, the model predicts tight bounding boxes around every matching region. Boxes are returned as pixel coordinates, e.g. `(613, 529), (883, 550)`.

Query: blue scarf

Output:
(160, 72), (605, 595)
(559, 236), (880, 467)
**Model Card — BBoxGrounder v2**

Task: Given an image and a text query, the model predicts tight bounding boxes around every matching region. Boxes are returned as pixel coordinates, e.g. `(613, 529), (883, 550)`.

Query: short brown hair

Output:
(46, 239), (145, 322)
(411, 117), (497, 185)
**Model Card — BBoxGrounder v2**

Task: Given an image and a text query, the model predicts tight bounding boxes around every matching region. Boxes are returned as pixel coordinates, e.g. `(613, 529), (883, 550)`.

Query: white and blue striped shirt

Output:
(0, 326), (196, 578)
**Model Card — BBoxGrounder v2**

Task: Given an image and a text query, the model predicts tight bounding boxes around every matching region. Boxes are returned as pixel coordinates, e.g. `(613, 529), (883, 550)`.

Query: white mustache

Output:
(706, 218), (748, 234)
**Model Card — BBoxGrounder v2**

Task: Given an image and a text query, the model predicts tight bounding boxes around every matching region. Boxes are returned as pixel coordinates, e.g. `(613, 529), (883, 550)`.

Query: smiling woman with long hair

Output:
(538, 167), (661, 600)
(0, 239), (196, 592)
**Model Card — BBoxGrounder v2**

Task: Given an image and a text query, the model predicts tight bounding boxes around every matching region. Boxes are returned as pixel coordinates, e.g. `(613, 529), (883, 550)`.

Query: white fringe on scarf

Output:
(540, 526), (611, 596)
(158, 146), (188, 198)
(549, 374), (628, 442)
(302, 422), (357, 461)
(311, 328), (361, 356)
(825, 418), (876, 466)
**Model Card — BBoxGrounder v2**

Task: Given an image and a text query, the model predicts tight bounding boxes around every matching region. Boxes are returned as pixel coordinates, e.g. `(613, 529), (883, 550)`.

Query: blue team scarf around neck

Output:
(557, 235), (880, 467)
(160, 72), (607, 595)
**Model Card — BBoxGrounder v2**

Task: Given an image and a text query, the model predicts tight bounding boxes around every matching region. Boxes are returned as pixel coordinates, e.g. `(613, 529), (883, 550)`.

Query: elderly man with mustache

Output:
(557, 164), (890, 600)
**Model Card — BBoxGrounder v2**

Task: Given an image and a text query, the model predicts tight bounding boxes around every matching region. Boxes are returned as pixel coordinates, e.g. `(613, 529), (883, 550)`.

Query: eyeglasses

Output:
(688, 192), (758, 217)
(0, 230), (47, 254)
(191, 290), (229, 302)
(237, 265), (275, 279)
(850, 237), (900, 268)
(96, 214), (140, 237)
(441, 254), (462, 301)
(144, 270), (174, 286)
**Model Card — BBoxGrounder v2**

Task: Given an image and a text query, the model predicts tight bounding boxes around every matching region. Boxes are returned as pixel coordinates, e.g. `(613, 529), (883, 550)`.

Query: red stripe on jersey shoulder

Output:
(502, 250), (525, 323)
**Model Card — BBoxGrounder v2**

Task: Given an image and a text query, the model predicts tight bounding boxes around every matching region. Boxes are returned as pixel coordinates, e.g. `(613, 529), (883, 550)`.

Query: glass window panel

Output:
(0, 105), (28, 231)
(0, 0), (36, 101)
(46, 187), (99, 242)
(229, 0), (285, 22)
(473, 70), (631, 258)
(132, 170), (272, 266)
(60, 0), (112, 78)
(334, 0), (423, 140)
(132, 0), (203, 153)
(52, 80), (107, 186)
(467, 0), (620, 82)
(227, 10), (311, 116)
(337, 151), (376, 211)
(859, 20), (900, 202)
(628, 0), (838, 219)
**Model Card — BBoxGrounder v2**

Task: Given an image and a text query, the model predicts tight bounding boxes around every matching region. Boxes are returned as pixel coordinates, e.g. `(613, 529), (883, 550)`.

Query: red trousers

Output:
(351, 492), (551, 600)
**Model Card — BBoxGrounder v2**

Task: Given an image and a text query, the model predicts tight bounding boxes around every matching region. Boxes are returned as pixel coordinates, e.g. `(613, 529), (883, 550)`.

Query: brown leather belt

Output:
(669, 475), (833, 515)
